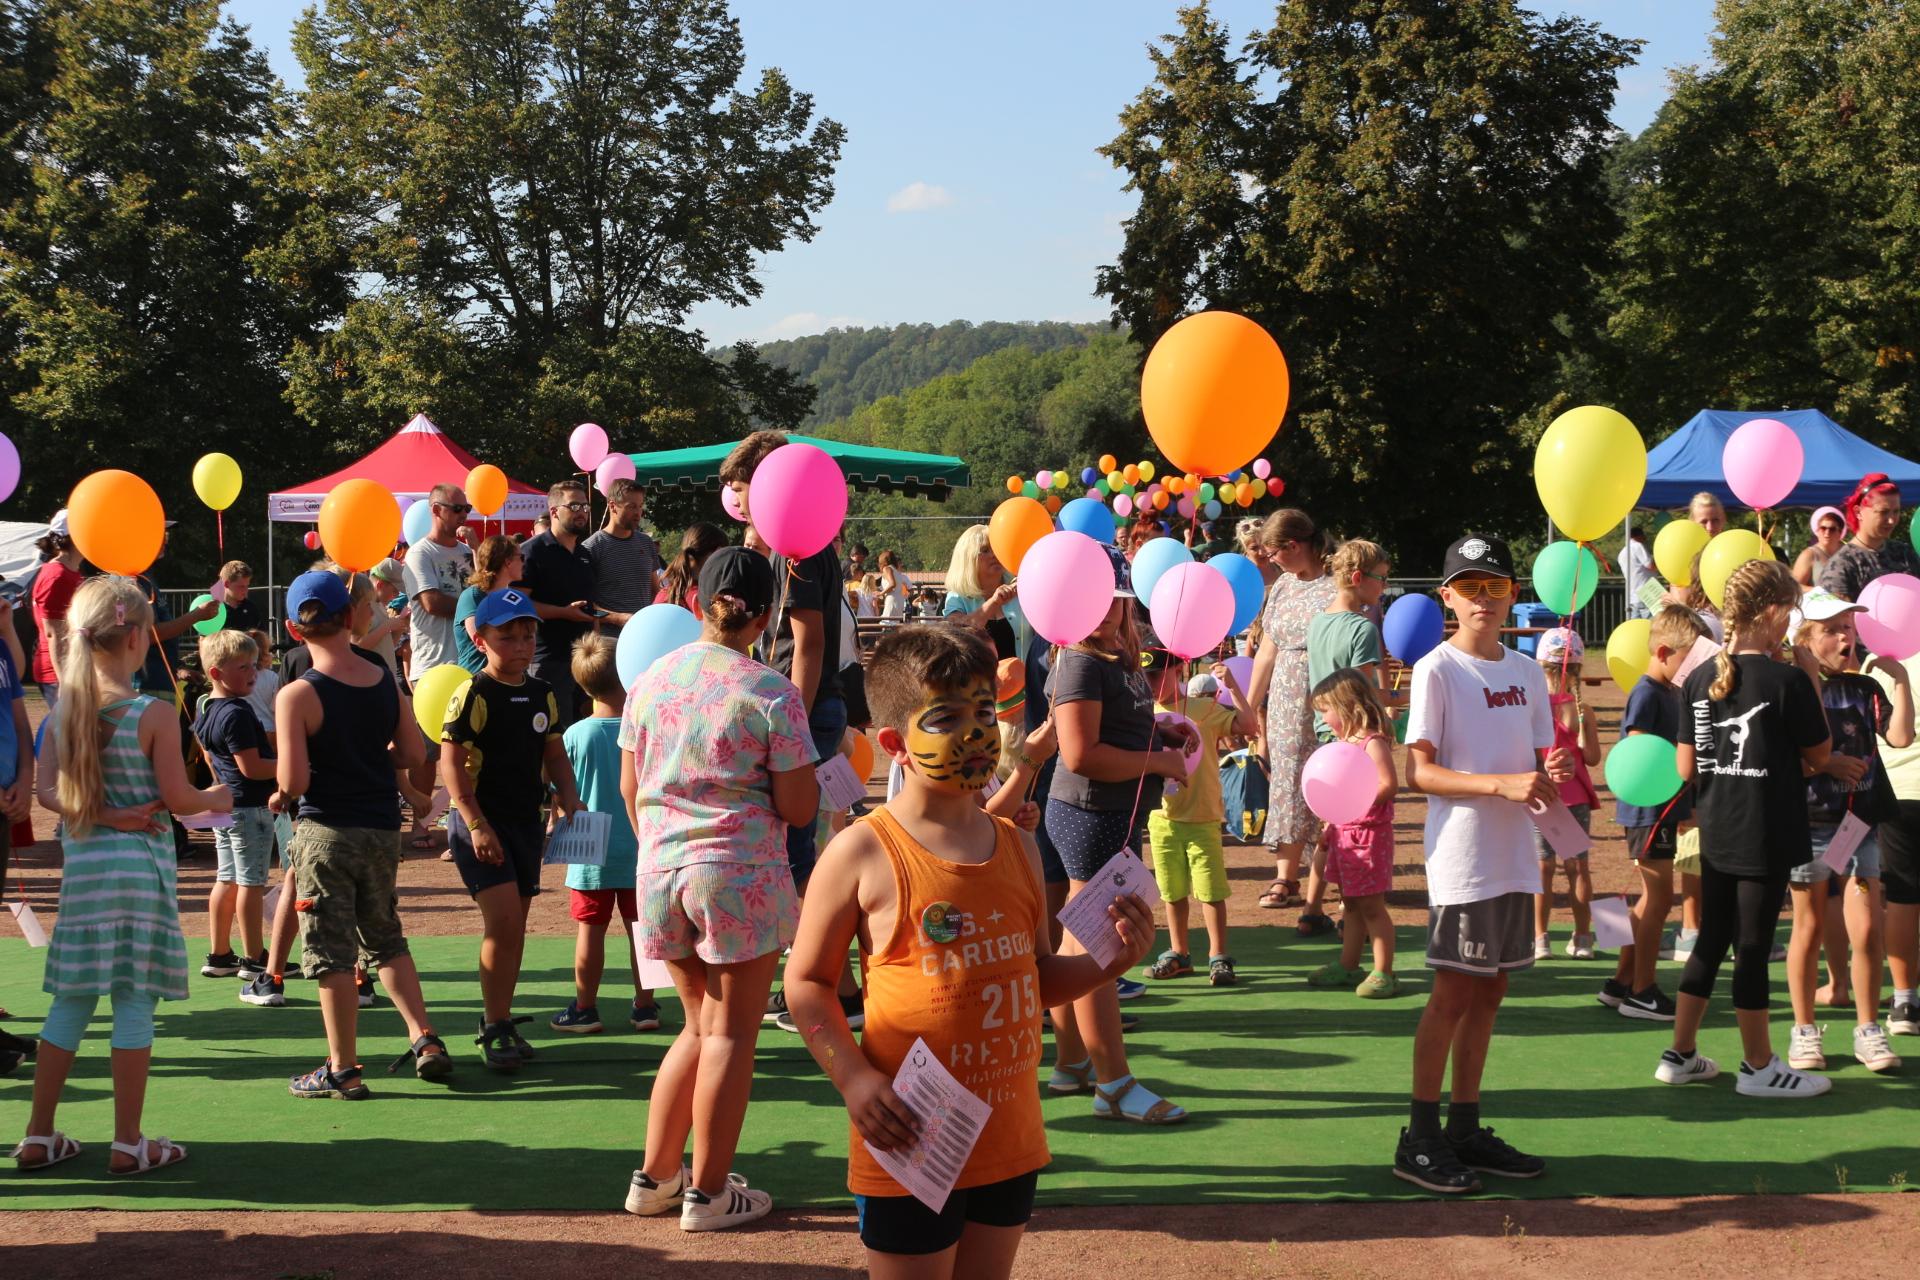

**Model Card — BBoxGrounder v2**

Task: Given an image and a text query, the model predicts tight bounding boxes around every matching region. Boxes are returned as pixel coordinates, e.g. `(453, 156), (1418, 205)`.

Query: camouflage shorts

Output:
(291, 823), (410, 977)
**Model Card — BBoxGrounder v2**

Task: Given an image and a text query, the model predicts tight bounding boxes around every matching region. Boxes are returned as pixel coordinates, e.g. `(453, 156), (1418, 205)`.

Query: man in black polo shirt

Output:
(518, 478), (599, 726)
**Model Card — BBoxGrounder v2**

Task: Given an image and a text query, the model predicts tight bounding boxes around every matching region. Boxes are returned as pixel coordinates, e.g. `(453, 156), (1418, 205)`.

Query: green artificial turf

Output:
(2, 929), (1917, 1211)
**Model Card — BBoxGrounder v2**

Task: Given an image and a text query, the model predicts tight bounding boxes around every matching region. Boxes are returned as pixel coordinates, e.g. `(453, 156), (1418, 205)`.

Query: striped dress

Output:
(42, 696), (189, 1000)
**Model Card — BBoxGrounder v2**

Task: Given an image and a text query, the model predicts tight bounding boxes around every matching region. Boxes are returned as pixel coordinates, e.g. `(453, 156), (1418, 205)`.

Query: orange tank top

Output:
(847, 805), (1050, 1196)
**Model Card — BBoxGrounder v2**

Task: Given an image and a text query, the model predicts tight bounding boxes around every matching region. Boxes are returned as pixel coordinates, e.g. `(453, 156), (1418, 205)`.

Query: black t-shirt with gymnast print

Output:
(1685, 654), (1829, 877)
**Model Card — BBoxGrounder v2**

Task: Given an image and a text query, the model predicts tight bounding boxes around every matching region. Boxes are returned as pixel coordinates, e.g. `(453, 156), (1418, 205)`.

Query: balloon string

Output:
(216, 510), (224, 560)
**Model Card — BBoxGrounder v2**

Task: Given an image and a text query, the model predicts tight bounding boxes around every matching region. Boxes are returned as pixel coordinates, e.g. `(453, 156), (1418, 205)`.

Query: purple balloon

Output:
(0, 432), (18, 504)
(1018, 531), (1116, 645)
(1214, 654), (1254, 705)
(1148, 561), (1236, 659)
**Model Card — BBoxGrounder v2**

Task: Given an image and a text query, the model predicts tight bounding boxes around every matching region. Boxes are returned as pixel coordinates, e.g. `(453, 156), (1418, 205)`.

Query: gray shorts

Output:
(1426, 891), (1536, 976)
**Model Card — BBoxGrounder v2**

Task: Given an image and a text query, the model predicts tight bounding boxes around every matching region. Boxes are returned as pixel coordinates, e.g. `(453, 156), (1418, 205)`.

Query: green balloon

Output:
(1095, 478), (1111, 496)
(1022, 480), (1041, 500)
(1199, 482), (1216, 503)
(1606, 734), (1682, 807)
(1530, 541), (1599, 616)
(190, 593), (227, 636)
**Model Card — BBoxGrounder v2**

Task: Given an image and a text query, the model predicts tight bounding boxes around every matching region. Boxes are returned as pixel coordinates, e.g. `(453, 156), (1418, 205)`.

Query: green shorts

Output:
(1147, 811), (1229, 904)
(292, 823), (410, 978)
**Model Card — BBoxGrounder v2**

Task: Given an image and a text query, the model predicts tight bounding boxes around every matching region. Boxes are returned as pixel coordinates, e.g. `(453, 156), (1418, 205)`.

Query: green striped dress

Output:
(43, 696), (189, 1000)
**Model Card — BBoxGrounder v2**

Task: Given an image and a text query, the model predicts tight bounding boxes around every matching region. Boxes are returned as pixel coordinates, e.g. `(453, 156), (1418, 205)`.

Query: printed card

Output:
(1823, 811), (1870, 874)
(1056, 845), (1161, 970)
(542, 810), (611, 865)
(1528, 796), (1593, 860)
(6, 900), (48, 948)
(862, 1036), (994, 1214)
(1636, 577), (1668, 613)
(179, 810), (234, 830)
(1590, 896), (1635, 951)
(816, 752), (869, 812)
(630, 933), (675, 992)
(263, 881), (282, 924)
(1674, 635), (1722, 684)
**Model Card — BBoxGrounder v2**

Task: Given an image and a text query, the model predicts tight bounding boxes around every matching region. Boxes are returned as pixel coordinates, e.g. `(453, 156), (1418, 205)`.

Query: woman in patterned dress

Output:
(1247, 510), (1335, 911)
(13, 576), (231, 1174)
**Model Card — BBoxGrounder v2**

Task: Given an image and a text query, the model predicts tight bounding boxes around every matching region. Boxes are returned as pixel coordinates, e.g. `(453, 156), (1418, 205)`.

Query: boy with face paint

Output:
(784, 625), (1156, 1278)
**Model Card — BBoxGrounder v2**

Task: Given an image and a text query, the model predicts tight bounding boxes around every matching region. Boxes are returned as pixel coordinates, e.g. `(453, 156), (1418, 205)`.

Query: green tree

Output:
(1098, 1), (1636, 556)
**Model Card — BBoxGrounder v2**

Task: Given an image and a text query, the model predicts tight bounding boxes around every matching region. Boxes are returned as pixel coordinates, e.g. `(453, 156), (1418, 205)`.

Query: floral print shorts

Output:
(638, 862), (799, 966)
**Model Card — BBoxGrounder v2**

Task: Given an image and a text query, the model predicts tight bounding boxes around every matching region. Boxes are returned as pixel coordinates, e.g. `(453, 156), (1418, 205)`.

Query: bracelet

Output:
(1011, 749), (1038, 771)
(466, 814), (490, 831)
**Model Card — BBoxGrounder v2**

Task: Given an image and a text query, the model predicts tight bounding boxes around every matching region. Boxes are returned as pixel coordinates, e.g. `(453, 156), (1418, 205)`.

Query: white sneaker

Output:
(624, 1164), (686, 1216)
(1654, 1048), (1719, 1085)
(1564, 932), (1595, 960)
(1854, 1022), (1903, 1073)
(681, 1172), (772, 1232)
(1670, 928), (1699, 963)
(1736, 1055), (1832, 1098)
(1656, 927), (1680, 961)
(1533, 934), (1551, 961)
(1788, 1023), (1827, 1071)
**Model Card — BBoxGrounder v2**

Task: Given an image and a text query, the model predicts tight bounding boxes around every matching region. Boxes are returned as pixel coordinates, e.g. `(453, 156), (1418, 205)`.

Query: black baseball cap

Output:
(1439, 533), (1515, 586)
(699, 545), (777, 616)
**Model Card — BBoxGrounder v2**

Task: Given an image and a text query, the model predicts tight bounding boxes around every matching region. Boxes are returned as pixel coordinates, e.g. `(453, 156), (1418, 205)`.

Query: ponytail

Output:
(1708, 559), (1799, 703)
(53, 576), (153, 837)
(1707, 649), (1739, 703)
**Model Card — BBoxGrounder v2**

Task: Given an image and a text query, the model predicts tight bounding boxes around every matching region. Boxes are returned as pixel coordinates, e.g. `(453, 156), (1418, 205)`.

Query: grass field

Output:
(4, 929), (1918, 1211)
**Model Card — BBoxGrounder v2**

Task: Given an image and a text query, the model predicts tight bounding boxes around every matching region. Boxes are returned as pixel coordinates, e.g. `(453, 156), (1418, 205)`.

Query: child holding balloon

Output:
(1530, 627), (1601, 961)
(1306, 669), (1400, 997)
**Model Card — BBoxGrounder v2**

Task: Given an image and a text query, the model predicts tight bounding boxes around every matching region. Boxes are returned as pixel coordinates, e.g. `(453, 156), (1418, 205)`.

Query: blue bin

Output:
(1509, 602), (1559, 656)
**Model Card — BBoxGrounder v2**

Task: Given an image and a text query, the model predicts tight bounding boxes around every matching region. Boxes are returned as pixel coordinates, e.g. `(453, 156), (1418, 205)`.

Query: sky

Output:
(222, 1), (1716, 346)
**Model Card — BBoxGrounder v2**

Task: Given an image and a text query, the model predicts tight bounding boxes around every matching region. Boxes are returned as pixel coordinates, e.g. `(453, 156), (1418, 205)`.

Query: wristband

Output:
(1011, 749), (1038, 771)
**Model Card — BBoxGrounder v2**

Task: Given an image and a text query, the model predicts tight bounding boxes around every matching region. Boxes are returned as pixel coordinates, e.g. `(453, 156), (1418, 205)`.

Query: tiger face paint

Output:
(904, 677), (999, 791)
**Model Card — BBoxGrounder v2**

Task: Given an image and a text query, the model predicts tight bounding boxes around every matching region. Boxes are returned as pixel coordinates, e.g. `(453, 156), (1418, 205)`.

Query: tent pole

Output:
(1624, 511), (1633, 617)
(266, 497), (275, 636)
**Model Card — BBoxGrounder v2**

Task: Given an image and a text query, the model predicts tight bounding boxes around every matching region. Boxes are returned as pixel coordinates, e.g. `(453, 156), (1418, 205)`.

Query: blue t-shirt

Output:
(564, 715), (639, 890)
(453, 585), (486, 674)
(0, 644), (24, 789)
(196, 695), (275, 809)
(1616, 675), (1692, 827)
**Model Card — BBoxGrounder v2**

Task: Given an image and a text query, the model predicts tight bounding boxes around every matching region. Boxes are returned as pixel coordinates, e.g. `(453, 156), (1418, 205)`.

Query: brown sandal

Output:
(1257, 878), (1300, 910)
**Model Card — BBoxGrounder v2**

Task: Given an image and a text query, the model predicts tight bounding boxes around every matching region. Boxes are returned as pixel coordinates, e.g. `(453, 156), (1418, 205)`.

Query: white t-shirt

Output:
(403, 537), (473, 676)
(1405, 640), (1556, 907)
(1624, 537), (1652, 595)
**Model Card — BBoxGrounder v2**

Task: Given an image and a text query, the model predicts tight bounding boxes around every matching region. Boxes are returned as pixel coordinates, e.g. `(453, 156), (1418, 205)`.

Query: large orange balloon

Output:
(68, 470), (165, 575)
(320, 478), (402, 572)
(1140, 312), (1289, 477)
(988, 496), (1054, 575)
(466, 464), (508, 517)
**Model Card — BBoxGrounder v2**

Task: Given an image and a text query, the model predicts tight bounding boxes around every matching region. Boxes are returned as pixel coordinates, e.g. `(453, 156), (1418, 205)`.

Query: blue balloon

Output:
(616, 602), (703, 688)
(1080, 467), (1097, 486)
(1209, 552), (1265, 633)
(401, 498), (433, 546)
(1203, 499), (1222, 519)
(1383, 593), (1445, 665)
(1130, 537), (1193, 607)
(1058, 497), (1116, 545)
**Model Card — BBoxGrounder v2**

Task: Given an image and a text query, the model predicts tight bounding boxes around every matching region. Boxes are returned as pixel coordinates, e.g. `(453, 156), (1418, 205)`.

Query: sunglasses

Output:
(1446, 578), (1514, 600)
(434, 502), (473, 515)
(557, 501), (591, 513)
(1361, 567), (1390, 582)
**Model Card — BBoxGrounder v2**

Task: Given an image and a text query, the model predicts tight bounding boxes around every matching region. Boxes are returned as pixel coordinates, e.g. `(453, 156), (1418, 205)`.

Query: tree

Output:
(1098, 1), (1636, 554)
(265, 0), (844, 477)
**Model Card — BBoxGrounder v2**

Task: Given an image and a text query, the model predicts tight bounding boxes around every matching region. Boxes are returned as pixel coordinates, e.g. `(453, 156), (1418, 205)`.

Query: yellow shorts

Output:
(1147, 811), (1229, 904)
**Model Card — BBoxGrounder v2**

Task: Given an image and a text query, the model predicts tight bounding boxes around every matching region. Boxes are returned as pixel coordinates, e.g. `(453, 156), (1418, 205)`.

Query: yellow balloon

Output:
(1137, 460), (1156, 482)
(412, 663), (474, 736)
(1534, 405), (1646, 541)
(1698, 528), (1776, 608)
(1653, 518), (1710, 586)
(1605, 618), (1652, 694)
(192, 452), (243, 511)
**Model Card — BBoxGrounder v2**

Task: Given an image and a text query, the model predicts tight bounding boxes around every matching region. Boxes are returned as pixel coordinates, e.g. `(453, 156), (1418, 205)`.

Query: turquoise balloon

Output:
(1130, 537), (1193, 606)
(1606, 734), (1682, 807)
(1531, 540), (1599, 616)
(190, 594), (226, 636)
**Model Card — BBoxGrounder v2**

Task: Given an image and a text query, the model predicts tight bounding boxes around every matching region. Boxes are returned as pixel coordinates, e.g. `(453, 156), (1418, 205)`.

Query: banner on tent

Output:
(267, 491), (550, 522)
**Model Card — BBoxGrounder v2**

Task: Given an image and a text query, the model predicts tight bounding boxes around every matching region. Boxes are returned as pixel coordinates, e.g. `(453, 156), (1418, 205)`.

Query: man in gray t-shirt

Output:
(581, 477), (659, 627)
(402, 483), (474, 677)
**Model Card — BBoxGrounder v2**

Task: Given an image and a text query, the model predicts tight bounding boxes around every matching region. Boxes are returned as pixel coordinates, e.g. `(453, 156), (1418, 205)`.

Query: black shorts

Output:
(855, 1170), (1040, 1255)
(1626, 821), (1678, 863)
(1880, 799), (1920, 906)
(1426, 891), (1535, 976)
(447, 811), (545, 898)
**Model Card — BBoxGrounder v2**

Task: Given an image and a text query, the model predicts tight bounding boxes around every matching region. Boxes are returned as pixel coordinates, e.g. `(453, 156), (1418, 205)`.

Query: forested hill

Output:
(737, 320), (1105, 427)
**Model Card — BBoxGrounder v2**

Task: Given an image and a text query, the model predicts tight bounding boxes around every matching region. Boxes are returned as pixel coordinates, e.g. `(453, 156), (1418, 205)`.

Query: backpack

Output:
(1220, 747), (1269, 843)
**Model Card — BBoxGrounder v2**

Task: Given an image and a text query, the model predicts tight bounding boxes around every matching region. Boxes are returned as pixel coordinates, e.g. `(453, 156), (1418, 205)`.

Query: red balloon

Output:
(303, 530), (320, 550)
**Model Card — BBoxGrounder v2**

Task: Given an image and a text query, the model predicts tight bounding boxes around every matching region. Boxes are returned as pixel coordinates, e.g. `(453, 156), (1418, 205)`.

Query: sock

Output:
(1662, 1046), (1695, 1063)
(1409, 1098), (1443, 1141)
(1897, 989), (1916, 1006)
(1795, 1022), (1817, 1035)
(1445, 1099), (1481, 1139)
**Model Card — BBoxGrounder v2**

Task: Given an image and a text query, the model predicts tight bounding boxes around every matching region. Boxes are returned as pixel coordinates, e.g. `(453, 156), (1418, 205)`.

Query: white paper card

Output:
(1057, 845), (1161, 970)
(7, 900), (48, 947)
(179, 810), (234, 830)
(543, 810), (611, 865)
(1823, 811), (1870, 874)
(862, 1036), (993, 1214)
(1674, 635), (1722, 684)
(816, 752), (868, 812)
(630, 932), (674, 991)
(422, 786), (450, 828)
(1636, 577), (1668, 613)
(1529, 796), (1593, 860)
(1590, 896), (1635, 950)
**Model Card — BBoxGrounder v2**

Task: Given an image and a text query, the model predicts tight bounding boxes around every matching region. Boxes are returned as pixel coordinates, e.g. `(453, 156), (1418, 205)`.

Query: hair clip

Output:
(114, 600), (126, 625)
(75, 625), (92, 640)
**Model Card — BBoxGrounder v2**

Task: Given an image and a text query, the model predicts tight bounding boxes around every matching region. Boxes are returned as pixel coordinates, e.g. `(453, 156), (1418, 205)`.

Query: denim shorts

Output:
(214, 806), (276, 887)
(1790, 823), (1882, 885)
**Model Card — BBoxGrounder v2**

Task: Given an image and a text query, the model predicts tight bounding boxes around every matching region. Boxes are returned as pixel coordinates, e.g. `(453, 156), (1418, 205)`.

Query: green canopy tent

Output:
(627, 434), (970, 499)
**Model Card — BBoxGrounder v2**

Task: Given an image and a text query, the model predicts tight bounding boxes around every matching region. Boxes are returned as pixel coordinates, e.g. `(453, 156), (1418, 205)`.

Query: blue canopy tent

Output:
(1639, 408), (1920, 510)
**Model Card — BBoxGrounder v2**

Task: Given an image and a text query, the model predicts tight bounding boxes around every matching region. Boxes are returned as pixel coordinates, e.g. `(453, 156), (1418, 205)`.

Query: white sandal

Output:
(108, 1134), (187, 1176)
(11, 1131), (84, 1171)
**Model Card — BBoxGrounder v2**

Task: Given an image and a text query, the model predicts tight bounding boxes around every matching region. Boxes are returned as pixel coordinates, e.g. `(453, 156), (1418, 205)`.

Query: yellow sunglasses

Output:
(1446, 578), (1515, 600)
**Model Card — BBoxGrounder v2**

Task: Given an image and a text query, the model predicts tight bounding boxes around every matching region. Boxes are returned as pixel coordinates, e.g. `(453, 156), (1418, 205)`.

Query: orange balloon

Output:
(1122, 464), (1140, 485)
(1141, 311), (1289, 476)
(1237, 486), (1254, 507)
(1044, 494), (1062, 515)
(466, 463), (508, 516)
(320, 478), (402, 572)
(1152, 491), (1169, 510)
(68, 470), (165, 575)
(1098, 454), (1117, 474)
(845, 731), (876, 784)
(989, 496), (1054, 575)
(1165, 476), (1183, 496)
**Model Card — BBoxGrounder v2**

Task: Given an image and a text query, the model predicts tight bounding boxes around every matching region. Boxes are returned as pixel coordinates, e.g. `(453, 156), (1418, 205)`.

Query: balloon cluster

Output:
(1004, 454), (1284, 525)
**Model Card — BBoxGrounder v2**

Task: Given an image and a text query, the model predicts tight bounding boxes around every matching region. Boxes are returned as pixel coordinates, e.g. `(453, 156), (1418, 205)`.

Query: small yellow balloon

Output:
(1138, 460), (1156, 482)
(1535, 405), (1647, 541)
(1606, 618), (1653, 693)
(1698, 528), (1776, 608)
(412, 663), (474, 736)
(1653, 518), (1711, 586)
(192, 452), (243, 512)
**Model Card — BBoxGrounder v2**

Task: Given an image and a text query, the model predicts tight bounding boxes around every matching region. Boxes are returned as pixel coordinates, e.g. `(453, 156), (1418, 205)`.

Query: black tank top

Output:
(296, 665), (402, 830)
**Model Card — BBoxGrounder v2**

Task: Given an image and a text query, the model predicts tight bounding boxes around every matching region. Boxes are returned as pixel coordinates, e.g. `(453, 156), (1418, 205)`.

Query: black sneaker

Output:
(1620, 985), (1678, 1022)
(237, 952), (269, 982)
(1392, 1127), (1481, 1194)
(763, 988), (789, 1024)
(238, 973), (286, 1006)
(201, 950), (242, 978)
(357, 975), (378, 1008)
(1890, 999), (1919, 1036)
(1448, 1125), (1546, 1179)
(1596, 978), (1631, 1009)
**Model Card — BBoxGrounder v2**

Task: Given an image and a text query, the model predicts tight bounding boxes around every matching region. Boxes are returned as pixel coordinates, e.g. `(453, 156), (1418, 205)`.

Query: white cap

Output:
(49, 509), (69, 537)
(1187, 673), (1219, 697)
(1791, 587), (1864, 635)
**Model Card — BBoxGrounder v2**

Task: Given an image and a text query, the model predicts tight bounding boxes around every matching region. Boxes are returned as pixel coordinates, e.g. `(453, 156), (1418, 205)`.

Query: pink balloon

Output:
(720, 485), (745, 522)
(209, 579), (226, 604)
(1154, 711), (1204, 773)
(1036, 469), (1053, 489)
(1858, 573), (1920, 661)
(1177, 495), (1197, 518)
(570, 422), (609, 472)
(1148, 562), (1236, 659)
(1252, 457), (1272, 479)
(1302, 740), (1376, 825)
(1017, 531), (1116, 645)
(1722, 418), (1803, 510)
(751, 442), (847, 559)
(1085, 488), (1101, 501)
(1214, 654), (1253, 705)
(594, 452), (636, 495)
(1114, 493), (1134, 518)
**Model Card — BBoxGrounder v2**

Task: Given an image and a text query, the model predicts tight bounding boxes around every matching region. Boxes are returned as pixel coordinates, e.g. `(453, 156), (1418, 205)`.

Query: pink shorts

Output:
(639, 863), (798, 966)
(569, 887), (638, 926)
(1328, 820), (1393, 899)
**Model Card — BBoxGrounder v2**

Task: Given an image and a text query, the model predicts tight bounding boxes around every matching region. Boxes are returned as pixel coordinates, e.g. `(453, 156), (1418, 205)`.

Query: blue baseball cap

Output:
(473, 587), (539, 630)
(286, 570), (350, 620)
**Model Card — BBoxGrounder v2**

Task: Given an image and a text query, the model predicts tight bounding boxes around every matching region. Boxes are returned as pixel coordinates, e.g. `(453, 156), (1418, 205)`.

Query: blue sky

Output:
(224, 1), (1715, 345)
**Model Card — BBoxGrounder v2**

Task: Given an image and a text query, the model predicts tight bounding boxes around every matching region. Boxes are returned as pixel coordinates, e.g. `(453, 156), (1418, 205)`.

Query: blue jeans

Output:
(785, 695), (847, 887)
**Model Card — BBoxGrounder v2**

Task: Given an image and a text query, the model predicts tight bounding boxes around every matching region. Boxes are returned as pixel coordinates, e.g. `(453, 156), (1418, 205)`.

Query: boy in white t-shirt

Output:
(1394, 534), (1573, 1195)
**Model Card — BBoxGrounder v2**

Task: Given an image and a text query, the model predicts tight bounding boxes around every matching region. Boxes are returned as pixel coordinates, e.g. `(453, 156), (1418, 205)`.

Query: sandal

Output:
(1257, 879), (1300, 910)
(389, 1032), (454, 1081)
(108, 1134), (187, 1176)
(11, 1131), (82, 1171)
(1047, 1057), (1095, 1094)
(1092, 1075), (1187, 1124)
(1307, 961), (1359, 988)
(1146, 950), (1192, 980)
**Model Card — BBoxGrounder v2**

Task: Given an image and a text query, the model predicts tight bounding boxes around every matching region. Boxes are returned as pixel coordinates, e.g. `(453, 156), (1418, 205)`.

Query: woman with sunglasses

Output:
(1818, 473), (1920, 605)
(1793, 507), (1848, 590)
